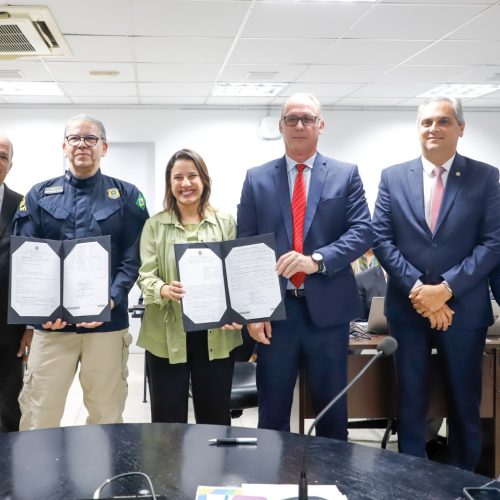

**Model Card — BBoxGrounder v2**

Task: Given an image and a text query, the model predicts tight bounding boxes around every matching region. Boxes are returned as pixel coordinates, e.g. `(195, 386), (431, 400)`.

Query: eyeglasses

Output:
(65, 135), (104, 147)
(281, 115), (319, 127)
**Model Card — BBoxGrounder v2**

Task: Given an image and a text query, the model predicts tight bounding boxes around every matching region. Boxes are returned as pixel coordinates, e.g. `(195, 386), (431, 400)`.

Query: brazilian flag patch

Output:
(19, 197), (27, 212)
(136, 192), (146, 210)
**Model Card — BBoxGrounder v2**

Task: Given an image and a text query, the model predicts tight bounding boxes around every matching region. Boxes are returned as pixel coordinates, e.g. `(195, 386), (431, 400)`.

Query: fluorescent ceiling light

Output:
(0, 81), (63, 96)
(212, 82), (287, 97)
(419, 84), (500, 99)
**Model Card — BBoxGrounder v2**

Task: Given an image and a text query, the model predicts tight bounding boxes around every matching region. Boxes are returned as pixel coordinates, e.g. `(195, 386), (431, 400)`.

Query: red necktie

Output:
(291, 164), (307, 288)
(430, 166), (445, 233)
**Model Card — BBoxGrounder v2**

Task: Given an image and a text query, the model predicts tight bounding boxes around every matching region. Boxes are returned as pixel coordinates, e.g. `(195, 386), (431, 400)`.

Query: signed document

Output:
(9, 235), (111, 324)
(174, 233), (285, 331)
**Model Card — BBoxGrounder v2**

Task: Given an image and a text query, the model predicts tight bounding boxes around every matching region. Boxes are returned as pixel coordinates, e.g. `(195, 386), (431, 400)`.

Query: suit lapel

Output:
(408, 158), (430, 236)
(433, 153), (465, 235)
(0, 185), (18, 239)
(303, 153), (326, 240)
(273, 158), (293, 246)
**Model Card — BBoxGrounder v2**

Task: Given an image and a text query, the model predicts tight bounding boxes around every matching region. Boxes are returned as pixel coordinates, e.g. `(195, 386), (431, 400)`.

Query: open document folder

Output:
(8, 235), (111, 324)
(174, 233), (286, 332)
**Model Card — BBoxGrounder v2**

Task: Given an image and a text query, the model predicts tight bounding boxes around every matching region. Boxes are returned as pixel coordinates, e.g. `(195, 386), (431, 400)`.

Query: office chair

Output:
(229, 327), (258, 419)
(128, 301), (259, 419)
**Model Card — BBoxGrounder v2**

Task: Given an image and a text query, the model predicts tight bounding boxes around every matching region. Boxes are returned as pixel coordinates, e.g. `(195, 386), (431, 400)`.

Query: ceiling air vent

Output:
(0, 6), (70, 57)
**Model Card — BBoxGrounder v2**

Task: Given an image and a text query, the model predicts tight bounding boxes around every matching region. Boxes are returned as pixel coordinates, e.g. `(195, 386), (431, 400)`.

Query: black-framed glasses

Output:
(65, 135), (104, 147)
(281, 115), (319, 127)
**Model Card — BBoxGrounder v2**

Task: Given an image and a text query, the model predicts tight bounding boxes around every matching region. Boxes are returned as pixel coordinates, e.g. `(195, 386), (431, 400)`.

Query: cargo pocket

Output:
(121, 330), (133, 381)
(19, 369), (33, 429)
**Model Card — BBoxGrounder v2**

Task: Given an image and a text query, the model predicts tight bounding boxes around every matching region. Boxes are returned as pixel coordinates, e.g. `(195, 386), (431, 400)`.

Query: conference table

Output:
(300, 335), (500, 477)
(0, 423), (492, 499)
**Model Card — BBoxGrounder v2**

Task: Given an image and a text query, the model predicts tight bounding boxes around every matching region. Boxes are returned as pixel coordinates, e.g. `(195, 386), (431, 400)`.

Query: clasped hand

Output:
(409, 284), (454, 331)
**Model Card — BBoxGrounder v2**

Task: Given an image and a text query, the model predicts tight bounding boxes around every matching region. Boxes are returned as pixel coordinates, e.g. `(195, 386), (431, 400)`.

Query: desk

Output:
(299, 335), (500, 476)
(0, 423), (491, 499)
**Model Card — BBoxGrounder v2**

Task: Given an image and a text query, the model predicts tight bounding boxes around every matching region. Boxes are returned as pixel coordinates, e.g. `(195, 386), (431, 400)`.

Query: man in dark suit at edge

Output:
(237, 93), (372, 438)
(0, 135), (31, 432)
(372, 96), (500, 470)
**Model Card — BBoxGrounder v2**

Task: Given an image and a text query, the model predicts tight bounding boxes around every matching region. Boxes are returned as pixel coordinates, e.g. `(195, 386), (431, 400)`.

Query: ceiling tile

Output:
(334, 97), (407, 107)
(447, 5), (500, 40)
(134, 37), (233, 63)
(374, 65), (471, 83)
(130, 0), (248, 37)
(137, 63), (221, 82)
(409, 41), (500, 65)
(315, 40), (431, 65)
(46, 62), (136, 82)
(229, 39), (334, 64)
(71, 96), (140, 104)
(59, 82), (137, 96)
(139, 82), (212, 97)
(282, 83), (363, 98)
(241, 2), (370, 38)
(346, 4), (486, 40)
(349, 83), (434, 98)
(449, 66), (500, 84)
(60, 35), (135, 63)
(205, 96), (277, 106)
(219, 64), (308, 82)
(1, 95), (72, 104)
(298, 65), (390, 83)
(0, 61), (54, 81)
(140, 96), (207, 105)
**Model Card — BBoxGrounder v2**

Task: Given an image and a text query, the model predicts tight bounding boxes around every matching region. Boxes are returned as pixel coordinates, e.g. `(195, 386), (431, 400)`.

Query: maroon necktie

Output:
(291, 164), (307, 288)
(430, 166), (445, 233)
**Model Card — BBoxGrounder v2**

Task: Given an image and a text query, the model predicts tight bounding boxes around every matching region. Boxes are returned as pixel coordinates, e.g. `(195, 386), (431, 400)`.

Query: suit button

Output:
(432, 243), (438, 248)
(425, 269), (430, 274)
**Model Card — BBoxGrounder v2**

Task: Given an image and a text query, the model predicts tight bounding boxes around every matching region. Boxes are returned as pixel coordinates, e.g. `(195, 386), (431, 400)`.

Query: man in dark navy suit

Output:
(373, 97), (500, 470)
(355, 264), (386, 321)
(237, 93), (372, 438)
(0, 135), (30, 432)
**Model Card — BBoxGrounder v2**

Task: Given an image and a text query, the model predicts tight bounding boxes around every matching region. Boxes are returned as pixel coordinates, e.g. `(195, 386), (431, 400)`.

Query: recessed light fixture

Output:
(0, 81), (63, 95)
(419, 84), (500, 99)
(212, 82), (288, 97)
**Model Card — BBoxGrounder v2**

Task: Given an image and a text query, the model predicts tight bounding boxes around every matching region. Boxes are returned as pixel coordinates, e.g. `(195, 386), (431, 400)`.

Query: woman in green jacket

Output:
(137, 148), (242, 424)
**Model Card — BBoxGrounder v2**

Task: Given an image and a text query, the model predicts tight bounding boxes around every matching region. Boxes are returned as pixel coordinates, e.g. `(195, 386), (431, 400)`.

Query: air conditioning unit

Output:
(0, 5), (71, 57)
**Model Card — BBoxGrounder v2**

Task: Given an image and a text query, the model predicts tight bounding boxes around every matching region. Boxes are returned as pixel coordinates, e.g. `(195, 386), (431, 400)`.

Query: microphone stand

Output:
(289, 336), (398, 500)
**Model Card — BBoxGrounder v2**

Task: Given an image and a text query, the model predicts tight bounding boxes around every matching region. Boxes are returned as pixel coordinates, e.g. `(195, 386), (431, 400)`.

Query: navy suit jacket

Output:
(355, 266), (387, 321)
(0, 184), (25, 344)
(373, 153), (500, 330)
(237, 153), (372, 328)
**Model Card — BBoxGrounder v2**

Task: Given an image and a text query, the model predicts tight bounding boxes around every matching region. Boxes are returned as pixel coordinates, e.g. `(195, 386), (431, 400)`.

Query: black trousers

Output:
(0, 342), (23, 432)
(146, 331), (235, 425)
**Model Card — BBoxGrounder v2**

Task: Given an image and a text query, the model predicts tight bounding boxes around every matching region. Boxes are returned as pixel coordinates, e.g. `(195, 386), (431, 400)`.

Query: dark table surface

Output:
(0, 423), (491, 499)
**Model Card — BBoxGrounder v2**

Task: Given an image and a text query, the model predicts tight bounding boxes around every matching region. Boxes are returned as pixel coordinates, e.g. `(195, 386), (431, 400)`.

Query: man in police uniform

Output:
(14, 114), (149, 430)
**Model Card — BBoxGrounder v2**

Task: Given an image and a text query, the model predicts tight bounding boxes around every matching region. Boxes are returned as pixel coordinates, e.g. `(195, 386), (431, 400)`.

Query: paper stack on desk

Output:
(195, 484), (347, 499)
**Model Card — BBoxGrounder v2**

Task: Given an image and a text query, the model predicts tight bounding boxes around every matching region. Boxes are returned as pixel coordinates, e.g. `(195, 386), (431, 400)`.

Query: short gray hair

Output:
(0, 134), (13, 160)
(64, 113), (107, 141)
(417, 96), (464, 125)
(281, 92), (322, 118)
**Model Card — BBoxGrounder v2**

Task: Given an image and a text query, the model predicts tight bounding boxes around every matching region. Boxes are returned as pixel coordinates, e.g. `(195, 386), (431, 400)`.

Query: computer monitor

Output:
(487, 300), (500, 336)
(367, 296), (388, 334)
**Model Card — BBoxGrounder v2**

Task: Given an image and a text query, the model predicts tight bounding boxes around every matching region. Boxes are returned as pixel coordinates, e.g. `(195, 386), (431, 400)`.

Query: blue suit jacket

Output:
(373, 153), (500, 329)
(237, 153), (372, 328)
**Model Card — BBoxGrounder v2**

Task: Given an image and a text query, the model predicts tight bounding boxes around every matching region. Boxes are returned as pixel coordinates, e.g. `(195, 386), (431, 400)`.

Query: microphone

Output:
(288, 336), (398, 500)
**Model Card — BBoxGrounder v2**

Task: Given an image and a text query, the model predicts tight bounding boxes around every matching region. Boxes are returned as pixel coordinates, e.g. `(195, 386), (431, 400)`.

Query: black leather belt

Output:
(286, 289), (306, 298)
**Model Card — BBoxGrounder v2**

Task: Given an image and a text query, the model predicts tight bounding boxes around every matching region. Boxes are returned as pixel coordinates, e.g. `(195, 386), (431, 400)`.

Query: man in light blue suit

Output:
(237, 93), (372, 438)
(373, 96), (500, 470)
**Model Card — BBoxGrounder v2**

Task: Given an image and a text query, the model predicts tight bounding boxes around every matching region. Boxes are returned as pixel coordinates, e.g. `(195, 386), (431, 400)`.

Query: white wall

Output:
(2, 106), (500, 216)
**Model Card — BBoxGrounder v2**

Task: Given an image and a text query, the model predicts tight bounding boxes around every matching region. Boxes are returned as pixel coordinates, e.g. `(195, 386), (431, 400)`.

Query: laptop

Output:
(487, 300), (500, 336)
(367, 296), (388, 334)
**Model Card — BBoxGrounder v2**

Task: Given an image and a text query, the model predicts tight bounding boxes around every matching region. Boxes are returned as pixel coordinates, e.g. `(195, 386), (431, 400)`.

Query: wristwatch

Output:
(442, 281), (453, 296)
(311, 252), (325, 273)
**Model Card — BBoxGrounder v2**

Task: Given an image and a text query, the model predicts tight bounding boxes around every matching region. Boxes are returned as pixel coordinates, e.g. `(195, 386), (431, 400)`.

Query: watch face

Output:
(312, 253), (323, 263)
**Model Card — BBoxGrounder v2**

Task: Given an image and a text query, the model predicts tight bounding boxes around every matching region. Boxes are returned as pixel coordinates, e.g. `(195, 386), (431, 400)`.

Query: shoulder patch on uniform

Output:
(18, 196), (27, 212)
(44, 185), (64, 195)
(107, 188), (121, 200)
(135, 192), (146, 210)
